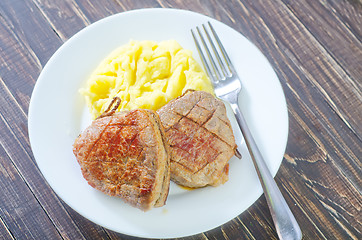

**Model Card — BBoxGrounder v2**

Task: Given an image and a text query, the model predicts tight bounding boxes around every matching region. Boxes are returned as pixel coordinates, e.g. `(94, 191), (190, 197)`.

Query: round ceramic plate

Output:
(28, 8), (288, 239)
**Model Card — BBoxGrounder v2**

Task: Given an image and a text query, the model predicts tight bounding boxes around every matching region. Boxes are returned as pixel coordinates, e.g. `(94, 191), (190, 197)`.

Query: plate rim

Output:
(28, 8), (289, 239)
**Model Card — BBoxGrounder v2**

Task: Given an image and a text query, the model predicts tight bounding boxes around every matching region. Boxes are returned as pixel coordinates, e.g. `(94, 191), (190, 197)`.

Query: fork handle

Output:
(230, 102), (302, 240)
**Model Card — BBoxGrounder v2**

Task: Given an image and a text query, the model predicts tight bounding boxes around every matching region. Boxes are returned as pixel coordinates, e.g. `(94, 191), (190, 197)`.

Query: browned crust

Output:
(157, 90), (239, 188)
(146, 110), (171, 207)
(73, 109), (170, 211)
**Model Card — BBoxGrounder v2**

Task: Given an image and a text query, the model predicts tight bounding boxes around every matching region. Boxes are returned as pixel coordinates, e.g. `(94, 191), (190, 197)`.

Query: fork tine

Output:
(196, 26), (222, 81)
(192, 26), (223, 82)
(191, 29), (216, 83)
(202, 23), (229, 78)
(207, 22), (235, 74)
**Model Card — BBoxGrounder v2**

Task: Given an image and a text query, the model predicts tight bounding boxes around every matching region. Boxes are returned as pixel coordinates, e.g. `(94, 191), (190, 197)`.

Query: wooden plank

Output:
(0, 79), (107, 239)
(157, 0), (361, 238)
(190, 0), (362, 239)
(0, 140), (63, 239)
(31, 0), (162, 41)
(329, 0), (362, 40)
(0, 80), (95, 239)
(281, 0), (362, 81)
(248, 0), (360, 184)
(60, 204), (115, 240)
(206, 201), (280, 240)
(0, 217), (14, 240)
(31, 0), (92, 41)
(0, 0), (116, 238)
(0, 0), (61, 65)
(199, 0), (361, 136)
(279, 68), (361, 239)
(267, 32), (360, 239)
(271, 31), (361, 239)
(281, 109), (361, 239)
(0, 0), (153, 239)
(0, 0), (359, 239)
(213, 0), (362, 185)
(242, 0), (362, 135)
(272, 50), (361, 187)
(72, 0), (128, 23)
(0, 0), (62, 114)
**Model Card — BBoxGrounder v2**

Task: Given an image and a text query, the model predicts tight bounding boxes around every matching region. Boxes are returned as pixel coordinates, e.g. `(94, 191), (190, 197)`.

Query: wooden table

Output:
(0, 0), (360, 239)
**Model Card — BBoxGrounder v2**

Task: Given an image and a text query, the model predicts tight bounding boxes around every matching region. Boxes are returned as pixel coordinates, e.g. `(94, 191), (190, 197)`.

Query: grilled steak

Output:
(157, 90), (239, 188)
(73, 103), (170, 211)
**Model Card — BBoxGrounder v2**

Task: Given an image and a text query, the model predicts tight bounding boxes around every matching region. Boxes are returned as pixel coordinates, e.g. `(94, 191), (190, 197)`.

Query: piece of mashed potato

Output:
(81, 40), (214, 119)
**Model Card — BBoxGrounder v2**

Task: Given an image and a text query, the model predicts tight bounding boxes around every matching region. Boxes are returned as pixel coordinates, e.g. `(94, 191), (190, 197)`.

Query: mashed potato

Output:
(81, 40), (214, 119)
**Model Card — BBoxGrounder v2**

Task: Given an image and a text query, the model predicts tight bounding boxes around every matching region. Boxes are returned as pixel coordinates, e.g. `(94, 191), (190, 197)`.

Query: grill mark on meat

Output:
(168, 120), (198, 144)
(112, 125), (144, 181)
(157, 90), (238, 187)
(166, 113), (235, 150)
(169, 145), (191, 164)
(190, 103), (235, 148)
(198, 108), (216, 127)
(195, 103), (231, 129)
(167, 124), (220, 174)
(168, 126), (217, 155)
(103, 119), (148, 163)
(74, 108), (170, 211)
(172, 159), (193, 172)
(170, 144), (221, 174)
(164, 103), (230, 133)
(185, 94), (203, 115)
(85, 114), (146, 182)
(162, 92), (204, 132)
(104, 125), (126, 163)
(83, 117), (113, 163)
(119, 148), (144, 187)
(163, 114), (182, 132)
(93, 127), (128, 164)
(125, 133), (142, 163)
(203, 120), (234, 148)
(192, 151), (223, 175)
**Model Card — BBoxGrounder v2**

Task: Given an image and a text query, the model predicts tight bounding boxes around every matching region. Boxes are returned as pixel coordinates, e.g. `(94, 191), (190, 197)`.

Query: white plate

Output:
(28, 8), (288, 239)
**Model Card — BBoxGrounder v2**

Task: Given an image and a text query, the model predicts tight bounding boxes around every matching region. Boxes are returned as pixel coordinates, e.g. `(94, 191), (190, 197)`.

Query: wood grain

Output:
(0, 0), (58, 113)
(0, 81), (103, 239)
(0, 0), (118, 238)
(0, 143), (63, 239)
(0, 213), (15, 240)
(0, 0), (360, 239)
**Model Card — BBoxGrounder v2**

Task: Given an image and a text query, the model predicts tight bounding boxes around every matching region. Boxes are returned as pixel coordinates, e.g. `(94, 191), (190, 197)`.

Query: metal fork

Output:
(192, 22), (302, 240)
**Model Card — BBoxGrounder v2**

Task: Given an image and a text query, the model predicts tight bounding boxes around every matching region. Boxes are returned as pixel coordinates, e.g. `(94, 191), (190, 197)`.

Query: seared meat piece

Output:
(157, 90), (239, 188)
(73, 103), (170, 211)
